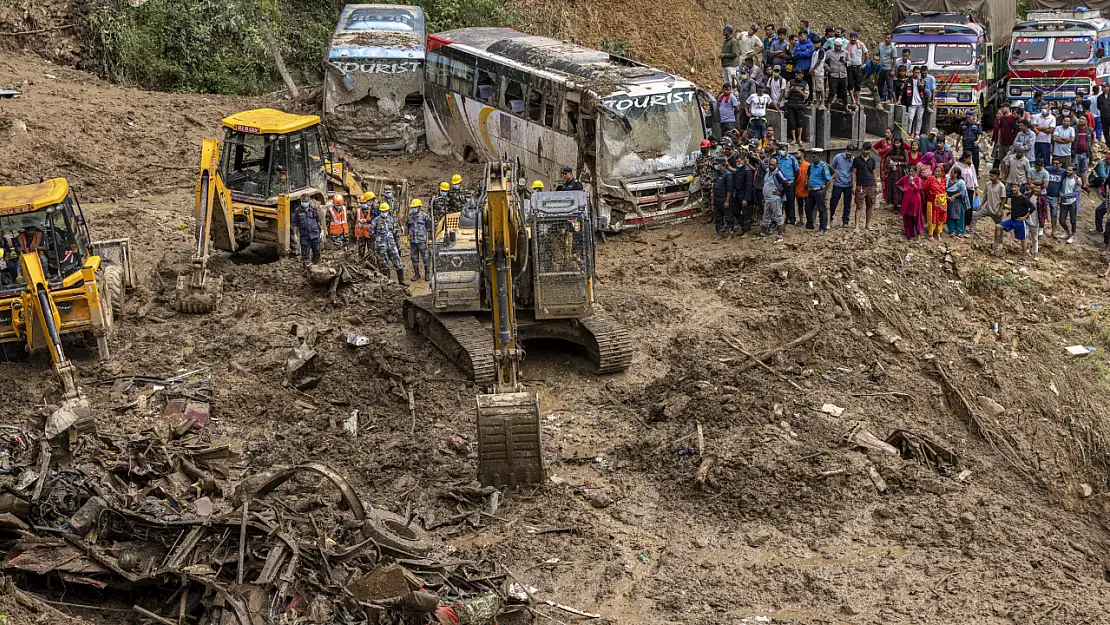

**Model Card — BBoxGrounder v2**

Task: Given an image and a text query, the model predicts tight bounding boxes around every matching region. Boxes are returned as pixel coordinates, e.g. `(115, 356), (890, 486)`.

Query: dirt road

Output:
(3, 52), (1110, 624)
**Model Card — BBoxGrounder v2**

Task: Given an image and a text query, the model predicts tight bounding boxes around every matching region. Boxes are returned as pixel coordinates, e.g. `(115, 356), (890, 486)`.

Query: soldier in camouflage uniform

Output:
(430, 181), (451, 224)
(406, 198), (434, 281)
(370, 202), (405, 285)
(447, 173), (466, 213)
(694, 139), (715, 217)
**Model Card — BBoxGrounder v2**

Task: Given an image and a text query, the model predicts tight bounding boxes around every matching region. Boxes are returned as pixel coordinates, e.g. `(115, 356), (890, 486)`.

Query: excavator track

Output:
(580, 313), (634, 374)
(403, 296), (495, 384)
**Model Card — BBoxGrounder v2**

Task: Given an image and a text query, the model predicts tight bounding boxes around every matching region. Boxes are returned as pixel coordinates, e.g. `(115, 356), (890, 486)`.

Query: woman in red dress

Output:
(896, 167), (924, 239)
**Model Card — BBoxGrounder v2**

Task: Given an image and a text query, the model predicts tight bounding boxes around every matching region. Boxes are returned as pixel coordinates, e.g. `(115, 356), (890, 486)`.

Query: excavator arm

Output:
(17, 251), (79, 399)
(474, 161), (544, 487)
(176, 139), (234, 313)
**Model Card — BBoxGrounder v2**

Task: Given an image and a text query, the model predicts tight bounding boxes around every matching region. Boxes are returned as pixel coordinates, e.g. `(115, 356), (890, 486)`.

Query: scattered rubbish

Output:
(343, 410), (359, 436)
(886, 429), (960, 472)
(0, 86), (20, 98)
(44, 397), (91, 439)
(346, 332), (370, 347)
(955, 469), (973, 483)
(976, 396), (1006, 418)
(1066, 345), (1095, 357)
(1080, 483), (1094, 498)
(1049, 382), (1059, 397)
(843, 423), (899, 455)
(819, 403), (845, 417)
(638, 553), (650, 564)
(448, 434), (471, 454)
(44, 74), (58, 80)
(544, 599), (601, 619)
(993, 322), (999, 334)
(867, 466), (888, 493)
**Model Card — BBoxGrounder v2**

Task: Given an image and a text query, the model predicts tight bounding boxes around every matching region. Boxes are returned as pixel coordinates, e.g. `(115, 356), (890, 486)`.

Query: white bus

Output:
(424, 28), (708, 231)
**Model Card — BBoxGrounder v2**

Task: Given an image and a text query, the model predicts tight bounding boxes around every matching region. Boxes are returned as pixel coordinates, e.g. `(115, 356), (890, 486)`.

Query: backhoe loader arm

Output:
(176, 139), (233, 313)
(18, 251), (78, 399)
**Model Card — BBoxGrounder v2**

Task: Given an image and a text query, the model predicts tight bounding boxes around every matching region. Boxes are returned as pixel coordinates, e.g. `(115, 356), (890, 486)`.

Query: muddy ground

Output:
(3, 53), (1110, 624)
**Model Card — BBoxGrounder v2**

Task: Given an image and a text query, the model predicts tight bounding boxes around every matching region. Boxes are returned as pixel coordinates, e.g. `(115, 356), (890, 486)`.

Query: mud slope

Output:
(3, 53), (1110, 625)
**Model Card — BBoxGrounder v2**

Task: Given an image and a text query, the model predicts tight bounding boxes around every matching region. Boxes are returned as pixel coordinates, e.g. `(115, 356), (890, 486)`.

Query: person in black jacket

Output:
(1098, 83), (1110, 145)
(733, 156), (754, 234)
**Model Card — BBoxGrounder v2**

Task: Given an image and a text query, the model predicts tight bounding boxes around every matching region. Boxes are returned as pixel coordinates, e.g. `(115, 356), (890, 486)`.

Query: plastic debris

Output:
(346, 332), (370, 347)
(1066, 345), (1095, 357)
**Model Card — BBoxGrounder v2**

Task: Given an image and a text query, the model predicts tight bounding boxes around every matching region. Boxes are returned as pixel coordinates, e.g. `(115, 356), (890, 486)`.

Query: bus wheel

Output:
(462, 145), (479, 163)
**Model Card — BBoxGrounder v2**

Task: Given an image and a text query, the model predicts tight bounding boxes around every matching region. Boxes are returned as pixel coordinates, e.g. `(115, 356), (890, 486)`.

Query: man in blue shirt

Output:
(769, 28), (791, 73)
(805, 148), (833, 232)
(921, 67), (937, 112)
(776, 144), (800, 224)
(1026, 92), (1045, 118)
(792, 31), (814, 76)
(828, 144), (856, 227)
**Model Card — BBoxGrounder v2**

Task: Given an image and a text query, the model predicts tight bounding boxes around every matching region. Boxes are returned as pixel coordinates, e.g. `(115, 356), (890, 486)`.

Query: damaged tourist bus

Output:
(323, 4), (426, 154)
(424, 28), (708, 231)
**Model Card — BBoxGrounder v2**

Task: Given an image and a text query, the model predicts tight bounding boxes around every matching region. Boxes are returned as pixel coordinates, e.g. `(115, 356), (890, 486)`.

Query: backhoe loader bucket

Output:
(475, 391), (544, 487)
(175, 274), (223, 314)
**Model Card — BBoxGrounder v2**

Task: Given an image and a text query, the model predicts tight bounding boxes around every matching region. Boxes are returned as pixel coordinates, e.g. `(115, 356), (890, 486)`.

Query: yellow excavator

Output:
(404, 161), (632, 486)
(177, 108), (366, 313)
(0, 178), (133, 398)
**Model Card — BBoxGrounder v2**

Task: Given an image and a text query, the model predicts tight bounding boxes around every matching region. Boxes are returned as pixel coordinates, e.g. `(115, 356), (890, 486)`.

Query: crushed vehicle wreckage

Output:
(0, 371), (551, 625)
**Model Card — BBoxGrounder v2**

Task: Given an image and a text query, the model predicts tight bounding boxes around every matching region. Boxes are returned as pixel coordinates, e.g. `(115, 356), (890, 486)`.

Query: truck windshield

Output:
(1012, 37), (1049, 61)
(1052, 36), (1092, 61)
(934, 43), (974, 67)
(898, 44), (928, 65)
(598, 89), (702, 180)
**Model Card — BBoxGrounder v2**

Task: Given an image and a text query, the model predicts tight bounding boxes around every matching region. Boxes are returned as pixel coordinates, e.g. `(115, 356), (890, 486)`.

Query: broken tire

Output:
(361, 509), (432, 555)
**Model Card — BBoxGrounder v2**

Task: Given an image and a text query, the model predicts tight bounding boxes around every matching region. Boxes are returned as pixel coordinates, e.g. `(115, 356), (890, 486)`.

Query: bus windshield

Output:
(1052, 36), (1093, 61)
(599, 89), (701, 180)
(1012, 37), (1049, 61)
(934, 43), (974, 67)
(898, 44), (928, 65)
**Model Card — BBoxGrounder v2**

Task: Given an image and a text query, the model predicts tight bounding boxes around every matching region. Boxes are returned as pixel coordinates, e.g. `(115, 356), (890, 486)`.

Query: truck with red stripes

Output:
(1007, 7), (1110, 106)
(893, 0), (1017, 127)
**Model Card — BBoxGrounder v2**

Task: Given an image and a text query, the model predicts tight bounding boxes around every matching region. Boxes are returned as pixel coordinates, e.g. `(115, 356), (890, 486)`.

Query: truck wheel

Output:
(102, 262), (125, 319)
(360, 509), (432, 555)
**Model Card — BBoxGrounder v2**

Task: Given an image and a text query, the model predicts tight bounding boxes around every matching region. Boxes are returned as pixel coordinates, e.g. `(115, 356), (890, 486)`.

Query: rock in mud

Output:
(976, 396), (1005, 418)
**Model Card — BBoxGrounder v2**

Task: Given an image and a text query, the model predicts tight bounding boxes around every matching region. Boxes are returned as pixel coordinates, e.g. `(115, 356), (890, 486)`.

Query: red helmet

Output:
(700, 140), (712, 149)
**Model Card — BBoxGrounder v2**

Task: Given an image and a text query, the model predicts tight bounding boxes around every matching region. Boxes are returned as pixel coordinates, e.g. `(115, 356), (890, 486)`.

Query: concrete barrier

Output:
(765, 109), (788, 142)
(814, 107), (831, 148)
(864, 104), (894, 137)
(828, 106), (865, 146)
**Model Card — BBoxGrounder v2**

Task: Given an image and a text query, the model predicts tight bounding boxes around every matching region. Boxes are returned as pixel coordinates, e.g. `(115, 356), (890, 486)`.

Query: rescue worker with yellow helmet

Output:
(406, 198), (434, 281)
(355, 191), (376, 258)
(327, 194), (350, 251)
(430, 181), (451, 224)
(447, 173), (466, 213)
(369, 200), (405, 284)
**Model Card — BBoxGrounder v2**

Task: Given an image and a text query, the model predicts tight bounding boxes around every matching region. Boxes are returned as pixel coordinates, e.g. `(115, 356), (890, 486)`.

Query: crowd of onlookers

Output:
(702, 21), (1110, 261)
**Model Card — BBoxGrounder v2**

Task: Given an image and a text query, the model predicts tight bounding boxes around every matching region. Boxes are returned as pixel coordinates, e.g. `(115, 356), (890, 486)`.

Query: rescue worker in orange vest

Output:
(15, 218), (45, 254)
(355, 191), (376, 259)
(327, 194), (350, 251)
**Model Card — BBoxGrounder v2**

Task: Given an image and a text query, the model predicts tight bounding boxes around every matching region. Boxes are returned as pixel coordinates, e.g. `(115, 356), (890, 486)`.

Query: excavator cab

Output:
(528, 191), (594, 319)
(0, 179), (131, 398)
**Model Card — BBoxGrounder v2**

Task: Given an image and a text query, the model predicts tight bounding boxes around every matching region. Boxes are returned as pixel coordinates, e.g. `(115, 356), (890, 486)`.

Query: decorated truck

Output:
(1008, 5), (1110, 106)
(892, 0), (1016, 127)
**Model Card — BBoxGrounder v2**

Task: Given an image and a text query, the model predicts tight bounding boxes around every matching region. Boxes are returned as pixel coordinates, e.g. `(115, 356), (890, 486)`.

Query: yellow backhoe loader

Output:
(177, 108), (366, 313)
(404, 161), (632, 486)
(0, 178), (133, 398)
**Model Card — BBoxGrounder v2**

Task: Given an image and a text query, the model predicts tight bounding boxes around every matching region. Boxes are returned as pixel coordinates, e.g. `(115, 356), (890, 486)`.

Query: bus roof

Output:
(429, 28), (693, 95)
(221, 109), (320, 135)
(329, 4), (425, 60)
(0, 178), (69, 216)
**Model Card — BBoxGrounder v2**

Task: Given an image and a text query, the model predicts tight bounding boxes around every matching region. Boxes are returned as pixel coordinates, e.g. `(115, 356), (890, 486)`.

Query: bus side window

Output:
(527, 89), (544, 122)
(505, 79), (526, 116)
(582, 116), (596, 142)
(565, 100), (580, 133)
(544, 101), (556, 127)
(448, 57), (474, 98)
(477, 69), (497, 104)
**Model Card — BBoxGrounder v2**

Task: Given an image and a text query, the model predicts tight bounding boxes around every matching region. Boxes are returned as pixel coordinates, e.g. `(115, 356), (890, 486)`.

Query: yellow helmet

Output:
(332, 194), (344, 205)
(439, 181), (450, 192)
(360, 191), (375, 203)
(410, 199), (423, 208)
(379, 202), (390, 212)
(451, 174), (463, 185)
(531, 180), (544, 190)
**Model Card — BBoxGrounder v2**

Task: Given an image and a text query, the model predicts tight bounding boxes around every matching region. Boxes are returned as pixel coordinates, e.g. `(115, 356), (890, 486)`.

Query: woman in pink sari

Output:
(896, 167), (924, 239)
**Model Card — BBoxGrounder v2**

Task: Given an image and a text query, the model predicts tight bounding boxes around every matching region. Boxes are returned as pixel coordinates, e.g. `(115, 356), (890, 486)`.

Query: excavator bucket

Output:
(176, 142), (231, 314)
(475, 391), (545, 487)
(175, 274), (223, 314)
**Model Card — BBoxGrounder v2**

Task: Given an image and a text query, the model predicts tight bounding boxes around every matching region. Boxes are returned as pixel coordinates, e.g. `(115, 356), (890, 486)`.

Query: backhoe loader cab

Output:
(219, 110), (329, 203)
(0, 178), (132, 398)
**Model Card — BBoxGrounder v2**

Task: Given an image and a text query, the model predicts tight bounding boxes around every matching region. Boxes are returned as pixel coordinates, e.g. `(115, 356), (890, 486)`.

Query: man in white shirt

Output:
(1051, 114), (1076, 169)
(746, 84), (772, 139)
(740, 24), (764, 69)
(845, 31), (868, 110)
(766, 66), (788, 109)
(1031, 108), (1056, 167)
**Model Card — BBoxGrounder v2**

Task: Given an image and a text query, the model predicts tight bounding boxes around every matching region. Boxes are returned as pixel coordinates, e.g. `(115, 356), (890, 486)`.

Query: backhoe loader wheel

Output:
(102, 261), (125, 319)
(360, 509), (432, 555)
